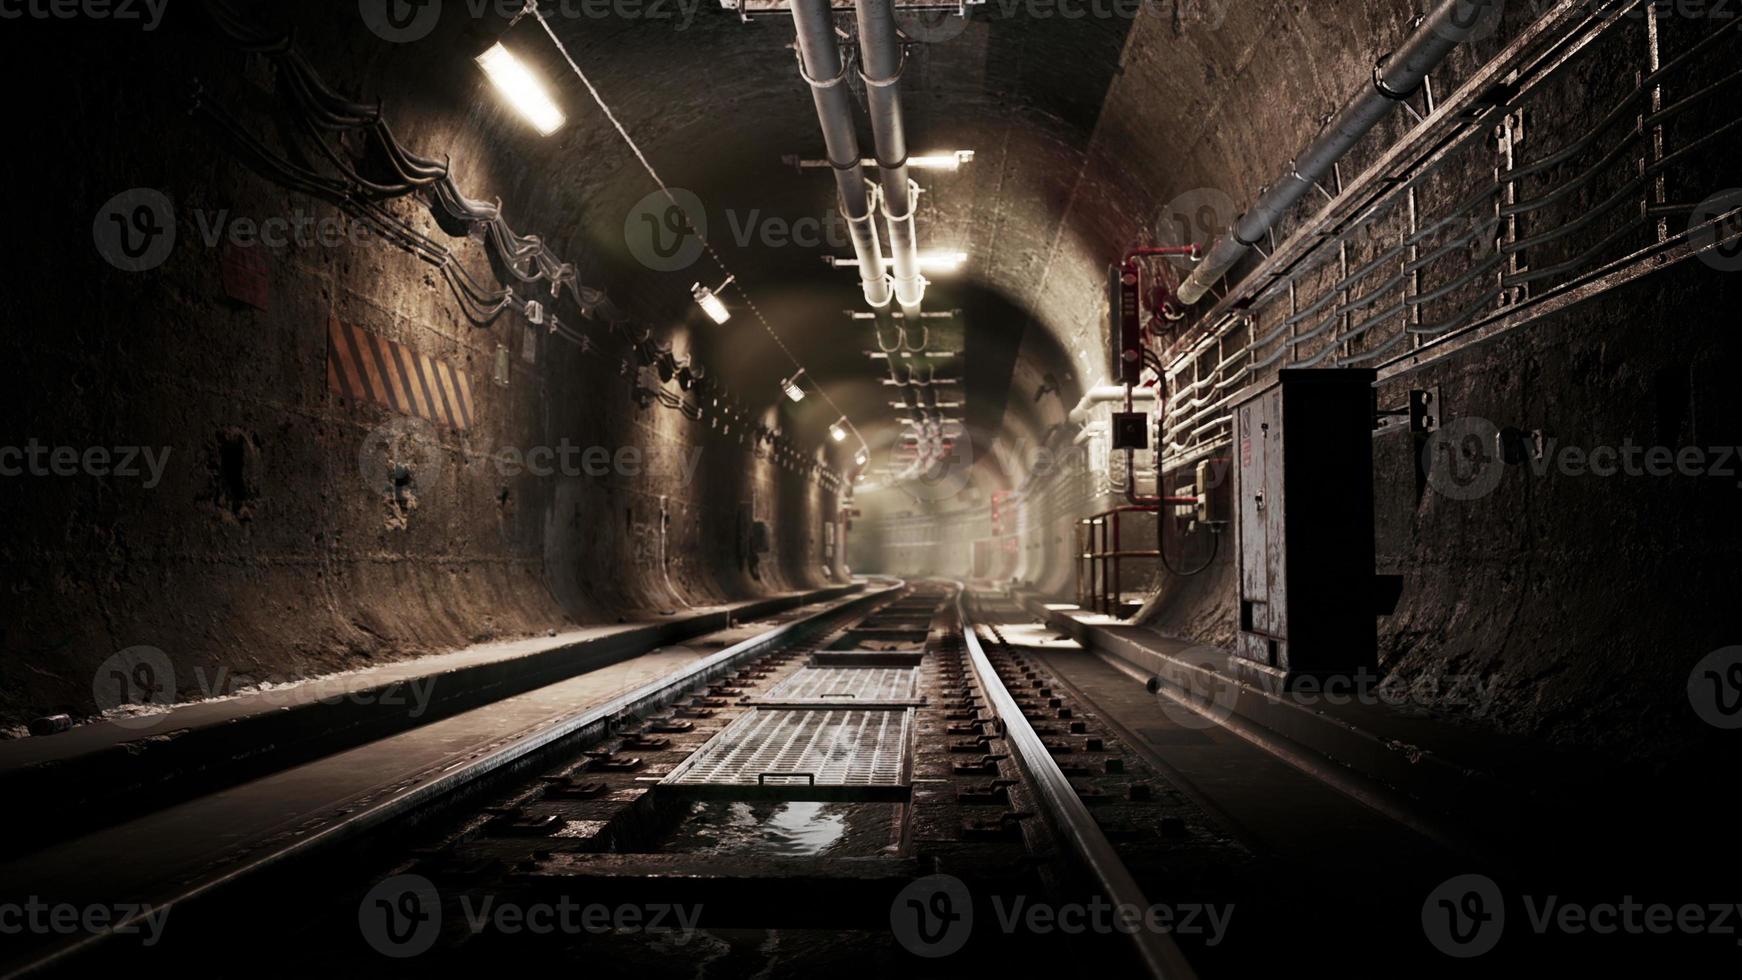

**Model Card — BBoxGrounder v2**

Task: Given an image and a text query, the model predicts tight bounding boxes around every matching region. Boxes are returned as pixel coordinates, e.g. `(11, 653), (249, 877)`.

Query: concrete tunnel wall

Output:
(849, 1), (1742, 769)
(0, 10), (842, 730)
(0, 0), (1736, 771)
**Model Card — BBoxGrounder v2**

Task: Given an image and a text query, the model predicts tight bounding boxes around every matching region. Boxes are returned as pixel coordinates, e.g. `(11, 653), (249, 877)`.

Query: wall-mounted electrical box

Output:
(1108, 264), (1143, 385)
(1233, 369), (1377, 678)
(1110, 411), (1148, 451)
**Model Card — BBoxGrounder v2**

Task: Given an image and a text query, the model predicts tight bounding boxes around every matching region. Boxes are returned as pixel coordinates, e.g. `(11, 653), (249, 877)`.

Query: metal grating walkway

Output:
(660, 707), (913, 801)
(757, 666), (919, 705)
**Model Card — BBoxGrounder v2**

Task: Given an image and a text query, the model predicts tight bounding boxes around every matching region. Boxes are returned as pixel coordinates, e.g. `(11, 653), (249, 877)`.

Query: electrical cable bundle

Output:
(199, 0), (617, 338)
(195, 0), (838, 485)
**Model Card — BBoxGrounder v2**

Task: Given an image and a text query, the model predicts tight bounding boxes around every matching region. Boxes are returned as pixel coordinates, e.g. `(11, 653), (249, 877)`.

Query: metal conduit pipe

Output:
(1176, 0), (1501, 305)
(855, 0), (926, 319)
(1069, 385), (1158, 425)
(791, 0), (894, 314)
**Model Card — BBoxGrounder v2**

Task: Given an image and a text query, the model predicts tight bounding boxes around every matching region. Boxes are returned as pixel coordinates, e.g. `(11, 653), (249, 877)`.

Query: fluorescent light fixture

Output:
(918, 251), (969, 273)
(826, 251), (968, 273)
(691, 275), (735, 325)
(781, 370), (807, 403)
(908, 150), (976, 171)
(475, 43), (565, 136)
(830, 418), (849, 443)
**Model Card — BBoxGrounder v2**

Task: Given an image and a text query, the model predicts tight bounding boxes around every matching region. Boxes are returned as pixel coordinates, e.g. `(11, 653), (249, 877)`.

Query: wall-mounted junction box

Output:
(1233, 369), (1377, 678)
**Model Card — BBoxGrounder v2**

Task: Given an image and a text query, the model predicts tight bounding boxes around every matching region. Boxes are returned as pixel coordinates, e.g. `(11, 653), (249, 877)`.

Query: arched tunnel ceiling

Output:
(359, 0), (1434, 486)
(444, 3), (1141, 476)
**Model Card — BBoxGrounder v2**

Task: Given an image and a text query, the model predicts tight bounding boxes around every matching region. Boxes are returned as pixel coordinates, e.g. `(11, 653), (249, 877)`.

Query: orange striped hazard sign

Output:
(327, 316), (474, 430)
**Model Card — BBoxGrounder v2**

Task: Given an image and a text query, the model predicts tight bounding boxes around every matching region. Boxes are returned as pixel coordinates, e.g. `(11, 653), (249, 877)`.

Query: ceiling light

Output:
(918, 251), (969, 273)
(825, 251), (968, 273)
(830, 418), (849, 443)
(781, 370), (807, 403)
(854, 447), (870, 467)
(908, 150), (976, 171)
(691, 275), (735, 325)
(475, 43), (566, 136)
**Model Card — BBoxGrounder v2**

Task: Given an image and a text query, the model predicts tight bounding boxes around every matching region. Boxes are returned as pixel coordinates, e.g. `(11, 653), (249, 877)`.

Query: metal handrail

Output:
(1076, 504), (1160, 617)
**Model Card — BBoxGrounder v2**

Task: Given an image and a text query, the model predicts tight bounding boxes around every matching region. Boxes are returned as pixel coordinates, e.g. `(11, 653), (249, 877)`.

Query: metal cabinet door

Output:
(1237, 388), (1285, 638)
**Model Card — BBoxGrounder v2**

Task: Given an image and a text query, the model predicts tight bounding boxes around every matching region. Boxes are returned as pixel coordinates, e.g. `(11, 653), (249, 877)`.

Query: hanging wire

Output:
(527, 3), (866, 455)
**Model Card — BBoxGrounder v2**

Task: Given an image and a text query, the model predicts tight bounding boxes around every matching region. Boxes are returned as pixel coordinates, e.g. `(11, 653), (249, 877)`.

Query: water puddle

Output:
(663, 801), (850, 856)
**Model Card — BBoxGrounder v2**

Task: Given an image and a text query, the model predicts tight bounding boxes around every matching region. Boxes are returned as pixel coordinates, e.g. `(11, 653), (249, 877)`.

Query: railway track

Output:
(7, 582), (1259, 978)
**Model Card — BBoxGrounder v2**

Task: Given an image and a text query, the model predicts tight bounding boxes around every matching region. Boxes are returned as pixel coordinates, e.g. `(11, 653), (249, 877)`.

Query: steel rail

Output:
(955, 589), (1198, 980)
(2, 582), (902, 980)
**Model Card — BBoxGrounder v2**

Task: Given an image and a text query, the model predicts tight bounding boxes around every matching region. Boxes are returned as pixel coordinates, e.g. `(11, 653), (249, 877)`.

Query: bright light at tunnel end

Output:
(475, 43), (566, 136)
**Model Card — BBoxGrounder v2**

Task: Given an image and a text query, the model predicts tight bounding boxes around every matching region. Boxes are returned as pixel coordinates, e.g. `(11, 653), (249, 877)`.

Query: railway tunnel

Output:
(2, 0), (1740, 975)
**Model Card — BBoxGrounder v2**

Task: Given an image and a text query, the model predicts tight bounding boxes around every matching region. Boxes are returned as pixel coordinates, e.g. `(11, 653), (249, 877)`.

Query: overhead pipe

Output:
(791, 0), (894, 316)
(1176, 0), (1501, 306)
(855, 0), (927, 321)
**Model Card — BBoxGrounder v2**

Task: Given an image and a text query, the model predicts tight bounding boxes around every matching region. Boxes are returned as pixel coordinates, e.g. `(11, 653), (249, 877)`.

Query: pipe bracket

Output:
(796, 45), (852, 90)
(880, 179), (923, 222)
(1373, 55), (1419, 101)
(859, 44), (909, 88)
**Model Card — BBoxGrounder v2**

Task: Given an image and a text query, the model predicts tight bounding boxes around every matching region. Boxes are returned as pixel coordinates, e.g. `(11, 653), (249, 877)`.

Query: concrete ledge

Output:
(1020, 595), (1570, 863)
(0, 583), (866, 853)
